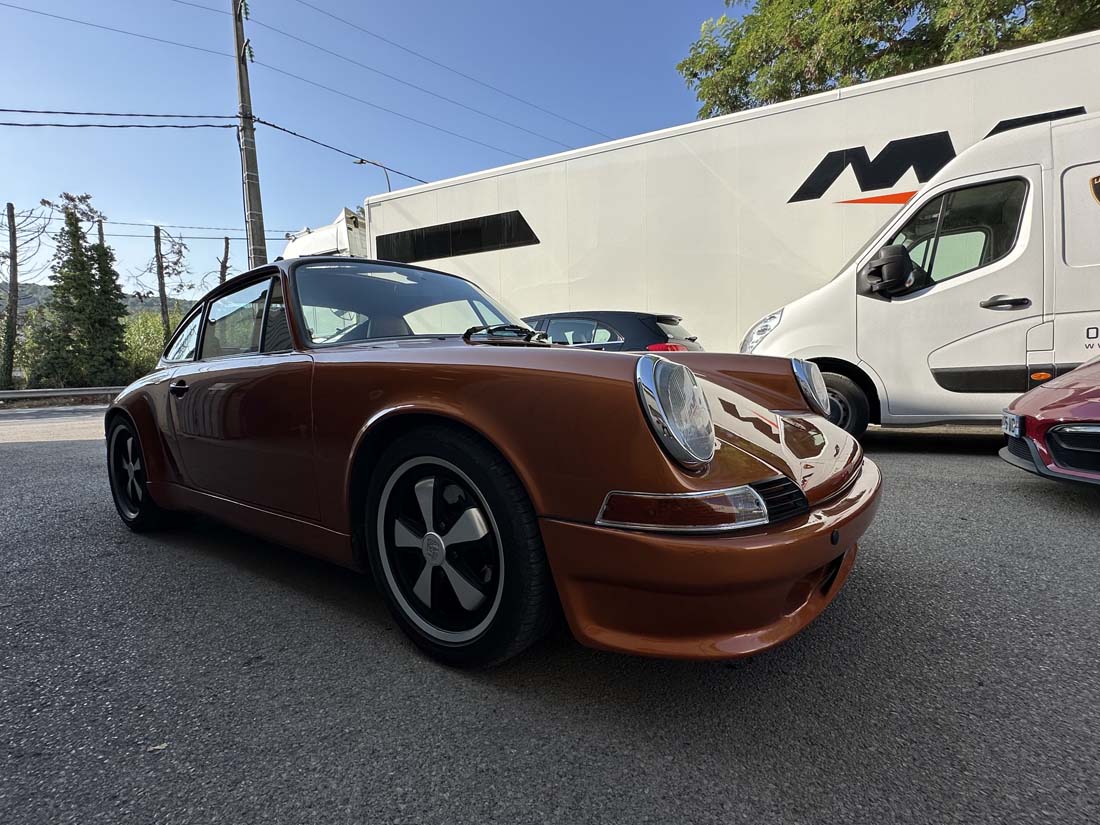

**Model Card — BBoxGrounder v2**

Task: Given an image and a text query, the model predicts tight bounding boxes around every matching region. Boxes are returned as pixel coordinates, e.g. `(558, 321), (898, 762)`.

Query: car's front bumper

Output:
(539, 458), (882, 659)
(999, 435), (1100, 487)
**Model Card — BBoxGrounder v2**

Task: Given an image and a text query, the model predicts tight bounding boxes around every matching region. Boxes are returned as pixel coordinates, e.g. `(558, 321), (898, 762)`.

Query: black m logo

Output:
(789, 133), (957, 203)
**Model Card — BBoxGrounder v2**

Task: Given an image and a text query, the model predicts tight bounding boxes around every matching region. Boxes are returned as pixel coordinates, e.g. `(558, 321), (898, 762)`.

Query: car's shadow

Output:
(146, 511), (891, 711)
(861, 425), (1004, 455)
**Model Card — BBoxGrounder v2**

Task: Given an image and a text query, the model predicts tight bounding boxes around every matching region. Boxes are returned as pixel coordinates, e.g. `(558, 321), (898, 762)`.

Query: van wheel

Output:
(366, 425), (555, 668)
(822, 373), (869, 438)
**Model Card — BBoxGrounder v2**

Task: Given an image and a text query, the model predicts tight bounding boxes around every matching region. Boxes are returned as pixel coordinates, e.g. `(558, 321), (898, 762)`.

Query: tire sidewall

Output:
(822, 372), (870, 438)
(107, 419), (162, 532)
(365, 428), (546, 667)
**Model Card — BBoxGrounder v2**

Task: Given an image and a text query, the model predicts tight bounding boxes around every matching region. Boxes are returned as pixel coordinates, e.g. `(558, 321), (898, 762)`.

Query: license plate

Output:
(1002, 412), (1021, 438)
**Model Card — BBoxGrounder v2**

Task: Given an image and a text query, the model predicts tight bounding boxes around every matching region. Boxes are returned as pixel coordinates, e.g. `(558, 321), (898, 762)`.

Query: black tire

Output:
(365, 425), (555, 668)
(822, 372), (870, 438)
(106, 418), (169, 532)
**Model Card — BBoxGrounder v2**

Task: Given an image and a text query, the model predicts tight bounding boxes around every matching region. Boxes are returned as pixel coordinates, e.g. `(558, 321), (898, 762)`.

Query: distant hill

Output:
(0, 282), (194, 316)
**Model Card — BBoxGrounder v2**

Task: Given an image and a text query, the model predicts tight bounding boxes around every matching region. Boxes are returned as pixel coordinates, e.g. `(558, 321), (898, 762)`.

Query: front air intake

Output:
(750, 476), (810, 525)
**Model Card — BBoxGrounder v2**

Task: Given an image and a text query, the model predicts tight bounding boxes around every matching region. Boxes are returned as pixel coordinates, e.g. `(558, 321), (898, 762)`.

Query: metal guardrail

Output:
(0, 387), (125, 401)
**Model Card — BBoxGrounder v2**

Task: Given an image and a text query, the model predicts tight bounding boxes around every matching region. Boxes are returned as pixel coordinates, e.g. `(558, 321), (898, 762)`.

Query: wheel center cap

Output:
(422, 532), (446, 566)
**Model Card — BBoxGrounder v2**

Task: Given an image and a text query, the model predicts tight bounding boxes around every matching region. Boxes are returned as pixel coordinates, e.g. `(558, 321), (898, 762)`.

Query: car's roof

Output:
(523, 310), (682, 322)
(202, 256), (475, 302)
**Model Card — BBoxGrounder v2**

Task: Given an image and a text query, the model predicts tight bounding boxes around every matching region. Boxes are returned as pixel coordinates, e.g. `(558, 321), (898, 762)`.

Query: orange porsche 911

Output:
(105, 258), (882, 667)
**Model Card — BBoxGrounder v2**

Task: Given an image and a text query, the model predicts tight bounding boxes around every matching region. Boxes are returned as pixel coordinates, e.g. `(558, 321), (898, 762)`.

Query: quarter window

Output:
(164, 312), (202, 362)
(201, 279), (271, 359)
(889, 179), (1027, 284)
(546, 318), (596, 345)
(262, 278), (293, 352)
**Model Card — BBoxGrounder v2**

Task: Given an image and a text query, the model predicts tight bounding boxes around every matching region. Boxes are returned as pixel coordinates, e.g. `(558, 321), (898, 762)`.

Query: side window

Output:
(592, 323), (622, 344)
(546, 318), (596, 345)
(201, 280), (270, 359)
(889, 179), (1027, 284)
(164, 312), (202, 362)
(262, 278), (293, 352)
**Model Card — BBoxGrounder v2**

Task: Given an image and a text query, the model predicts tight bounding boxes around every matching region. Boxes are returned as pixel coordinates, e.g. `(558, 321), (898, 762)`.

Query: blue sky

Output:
(1, 0), (728, 294)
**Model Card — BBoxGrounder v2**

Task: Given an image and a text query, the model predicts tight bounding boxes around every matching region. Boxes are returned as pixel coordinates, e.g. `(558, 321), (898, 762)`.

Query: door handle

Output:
(980, 295), (1032, 310)
(169, 379), (190, 397)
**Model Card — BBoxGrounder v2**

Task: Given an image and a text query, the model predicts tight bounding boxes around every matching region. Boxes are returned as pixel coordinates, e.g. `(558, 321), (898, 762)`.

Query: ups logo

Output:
(791, 107), (1086, 203)
(1091, 175), (1100, 206)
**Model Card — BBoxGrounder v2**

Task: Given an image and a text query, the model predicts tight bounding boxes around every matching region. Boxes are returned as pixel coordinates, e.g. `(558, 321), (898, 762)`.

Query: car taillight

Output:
(646, 343), (688, 352)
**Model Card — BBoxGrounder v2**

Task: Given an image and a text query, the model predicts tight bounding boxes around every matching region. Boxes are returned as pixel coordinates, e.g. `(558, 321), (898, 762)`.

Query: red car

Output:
(1000, 356), (1100, 486)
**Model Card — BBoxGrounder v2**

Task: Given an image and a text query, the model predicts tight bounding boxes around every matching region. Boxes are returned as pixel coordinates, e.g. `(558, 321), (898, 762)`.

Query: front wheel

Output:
(822, 372), (870, 438)
(366, 426), (555, 668)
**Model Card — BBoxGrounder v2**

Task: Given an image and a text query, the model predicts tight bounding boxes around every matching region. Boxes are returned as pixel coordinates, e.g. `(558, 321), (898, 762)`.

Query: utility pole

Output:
(232, 0), (267, 269)
(2, 202), (18, 389)
(218, 236), (230, 283)
(153, 226), (170, 345)
(96, 218), (105, 247)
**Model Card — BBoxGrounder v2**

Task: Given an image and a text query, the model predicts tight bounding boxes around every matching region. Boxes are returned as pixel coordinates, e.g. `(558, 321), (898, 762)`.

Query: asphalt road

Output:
(2, 407), (1098, 824)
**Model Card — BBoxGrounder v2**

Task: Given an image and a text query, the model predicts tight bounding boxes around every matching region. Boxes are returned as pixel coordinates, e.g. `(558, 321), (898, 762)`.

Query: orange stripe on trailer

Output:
(838, 191), (918, 205)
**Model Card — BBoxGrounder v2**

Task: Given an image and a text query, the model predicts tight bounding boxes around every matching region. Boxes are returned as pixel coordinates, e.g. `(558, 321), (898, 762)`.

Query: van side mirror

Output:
(857, 245), (921, 299)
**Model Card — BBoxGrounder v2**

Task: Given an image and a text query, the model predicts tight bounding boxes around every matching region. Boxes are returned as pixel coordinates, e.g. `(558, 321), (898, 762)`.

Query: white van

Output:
(744, 112), (1100, 436)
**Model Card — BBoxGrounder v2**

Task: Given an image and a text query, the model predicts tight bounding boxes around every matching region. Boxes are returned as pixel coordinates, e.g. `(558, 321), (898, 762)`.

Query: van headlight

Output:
(636, 355), (715, 469)
(740, 309), (783, 353)
(791, 359), (831, 417)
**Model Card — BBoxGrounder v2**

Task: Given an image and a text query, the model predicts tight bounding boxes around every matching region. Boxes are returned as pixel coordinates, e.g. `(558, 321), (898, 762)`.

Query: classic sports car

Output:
(106, 257), (881, 667)
(1000, 356), (1100, 486)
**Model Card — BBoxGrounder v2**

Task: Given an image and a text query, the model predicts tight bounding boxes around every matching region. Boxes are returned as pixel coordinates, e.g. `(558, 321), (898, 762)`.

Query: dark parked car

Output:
(522, 311), (703, 352)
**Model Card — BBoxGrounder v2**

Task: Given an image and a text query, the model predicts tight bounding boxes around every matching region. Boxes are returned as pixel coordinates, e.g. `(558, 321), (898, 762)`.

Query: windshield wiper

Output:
(462, 324), (549, 344)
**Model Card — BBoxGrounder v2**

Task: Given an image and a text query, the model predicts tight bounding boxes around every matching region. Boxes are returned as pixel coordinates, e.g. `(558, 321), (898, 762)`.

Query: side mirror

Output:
(857, 244), (921, 298)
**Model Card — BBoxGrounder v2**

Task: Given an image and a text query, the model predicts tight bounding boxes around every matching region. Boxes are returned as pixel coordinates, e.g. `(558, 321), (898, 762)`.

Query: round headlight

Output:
(636, 355), (715, 469)
(740, 309), (783, 354)
(791, 359), (831, 417)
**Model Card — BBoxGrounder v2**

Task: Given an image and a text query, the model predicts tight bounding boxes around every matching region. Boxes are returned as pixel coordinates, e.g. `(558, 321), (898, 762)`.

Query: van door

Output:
(1052, 119), (1100, 371)
(856, 166), (1044, 418)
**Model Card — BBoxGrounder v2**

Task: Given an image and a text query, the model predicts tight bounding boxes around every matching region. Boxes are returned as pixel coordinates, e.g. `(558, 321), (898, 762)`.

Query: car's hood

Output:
(1011, 358), (1100, 421)
(313, 340), (862, 504)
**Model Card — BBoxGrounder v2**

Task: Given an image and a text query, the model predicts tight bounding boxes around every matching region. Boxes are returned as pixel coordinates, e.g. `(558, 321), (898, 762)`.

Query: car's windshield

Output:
(293, 260), (526, 345)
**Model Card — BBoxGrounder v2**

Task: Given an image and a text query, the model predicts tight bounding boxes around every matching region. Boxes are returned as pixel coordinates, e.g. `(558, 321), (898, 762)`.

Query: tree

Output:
(0, 202), (52, 389)
(677, 1), (1100, 117)
(123, 309), (184, 380)
(31, 194), (128, 387)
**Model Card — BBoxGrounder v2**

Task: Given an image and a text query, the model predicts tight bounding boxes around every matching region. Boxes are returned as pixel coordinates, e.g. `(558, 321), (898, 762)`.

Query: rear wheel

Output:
(366, 426), (555, 668)
(822, 372), (870, 438)
(107, 419), (168, 531)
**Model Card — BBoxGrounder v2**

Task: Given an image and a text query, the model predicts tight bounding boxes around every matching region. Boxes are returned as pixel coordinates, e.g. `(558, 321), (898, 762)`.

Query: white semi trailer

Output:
(284, 31), (1100, 355)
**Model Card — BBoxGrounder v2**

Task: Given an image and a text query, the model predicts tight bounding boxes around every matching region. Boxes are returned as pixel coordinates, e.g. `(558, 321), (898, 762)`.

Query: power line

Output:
(254, 118), (427, 183)
(0, 107), (236, 119)
(0, 121), (234, 129)
(168, 0), (573, 150)
(0, 1), (530, 160)
(0, 2), (230, 58)
(287, 0), (611, 140)
(0, 106), (430, 187)
(252, 60), (526, 160)
(22, 215), (297, 234)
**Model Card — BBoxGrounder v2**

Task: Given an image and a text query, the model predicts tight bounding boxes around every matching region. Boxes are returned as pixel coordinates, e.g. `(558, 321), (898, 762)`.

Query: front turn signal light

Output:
(595, 486), (769, 533)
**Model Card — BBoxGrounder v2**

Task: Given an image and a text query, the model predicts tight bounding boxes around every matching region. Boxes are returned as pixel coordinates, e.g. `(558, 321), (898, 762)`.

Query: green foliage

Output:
(678, 1), (1100, 116)
(124, 310), (183, 380)
(25, 196), (130, 387)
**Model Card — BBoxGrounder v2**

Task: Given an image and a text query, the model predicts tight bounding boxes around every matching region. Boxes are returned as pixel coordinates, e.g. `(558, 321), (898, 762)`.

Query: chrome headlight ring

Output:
(791, 359), (831, 418)
(636, 354), (716, 469)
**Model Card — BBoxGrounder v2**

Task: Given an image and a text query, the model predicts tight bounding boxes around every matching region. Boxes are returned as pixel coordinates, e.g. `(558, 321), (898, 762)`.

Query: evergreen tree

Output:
(34, 210), (96, 387)
(88, 237), (128, 384)
(31, 194), (129, 387)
